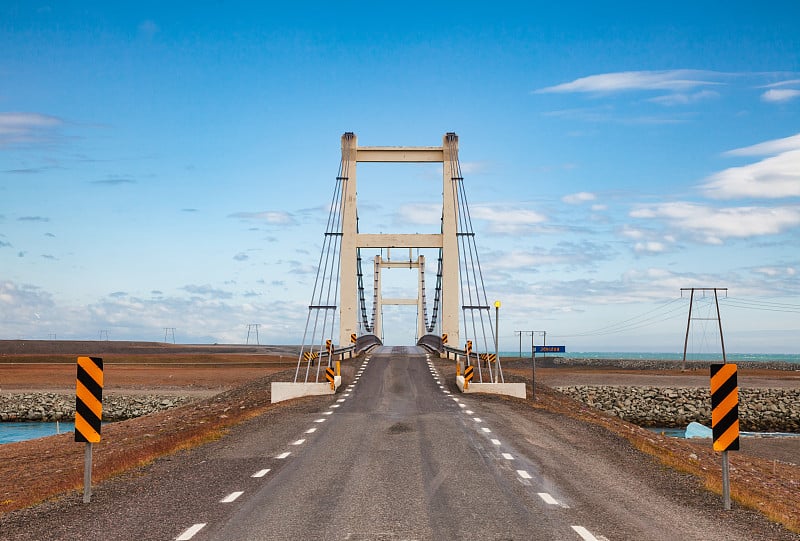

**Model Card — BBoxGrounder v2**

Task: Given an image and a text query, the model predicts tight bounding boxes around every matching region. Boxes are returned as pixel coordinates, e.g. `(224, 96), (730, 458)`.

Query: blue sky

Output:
(1, 2), (799, 353)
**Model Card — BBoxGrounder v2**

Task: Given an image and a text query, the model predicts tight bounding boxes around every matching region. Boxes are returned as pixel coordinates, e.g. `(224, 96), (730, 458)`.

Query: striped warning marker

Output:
(75, 356), (103, 443)
(710, 363), (739, 452)
(325, 366), (335, 389)
(464, 365), (474, 384)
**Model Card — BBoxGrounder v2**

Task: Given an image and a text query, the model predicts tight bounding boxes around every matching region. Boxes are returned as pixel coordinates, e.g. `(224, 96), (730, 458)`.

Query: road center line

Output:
(473, 417), (482, 422)
(322, 411), (333, 415)
(305, 427), (317, 433)
(314, 418), (326, 423)
(502, 453), (514, 460)
(571, 526), (601, 541)
(516, 470), (532, 479)
(276, 452), (291, 459)
(291, 439), (306, 445)
(220, 491), (244, 503)
(176, 523), (206, 540)
(491, 439), (501, 445)
(481, 427), (491, 433)
(337, 399), (346, 402)
(538, 492), (559, 505)
(252, 469), (271, 478)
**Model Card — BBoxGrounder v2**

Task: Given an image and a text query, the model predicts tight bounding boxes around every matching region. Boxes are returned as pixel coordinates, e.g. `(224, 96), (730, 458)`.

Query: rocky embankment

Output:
(0, 393), (192, 422)
(556, 385), (800, 432)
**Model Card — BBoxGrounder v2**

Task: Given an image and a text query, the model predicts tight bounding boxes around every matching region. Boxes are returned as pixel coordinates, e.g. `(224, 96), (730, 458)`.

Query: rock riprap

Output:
(555, 386), (800, 432)
(0, 393), (191, 422)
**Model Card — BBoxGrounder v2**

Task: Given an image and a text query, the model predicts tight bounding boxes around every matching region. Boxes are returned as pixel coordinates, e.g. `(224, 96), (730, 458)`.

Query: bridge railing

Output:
(417, 333), (443, 353)
(355, 334), (382, 354)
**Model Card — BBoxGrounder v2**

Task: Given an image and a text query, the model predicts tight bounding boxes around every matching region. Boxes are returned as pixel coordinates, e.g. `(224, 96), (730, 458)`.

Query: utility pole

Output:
(680, 288), (728, 371)
(163, 327), (176, 344)
(246, 324), (260, 345)
(99, 330), (109, 341)
(514, 330), (547, 400)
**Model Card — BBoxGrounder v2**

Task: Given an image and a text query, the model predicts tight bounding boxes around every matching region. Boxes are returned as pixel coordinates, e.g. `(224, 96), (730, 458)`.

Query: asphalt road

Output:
(3, 346), (796, 540)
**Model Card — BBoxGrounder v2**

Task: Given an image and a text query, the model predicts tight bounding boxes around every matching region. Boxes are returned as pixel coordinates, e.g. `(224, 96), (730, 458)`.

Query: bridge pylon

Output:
(338, 132), (460, 349)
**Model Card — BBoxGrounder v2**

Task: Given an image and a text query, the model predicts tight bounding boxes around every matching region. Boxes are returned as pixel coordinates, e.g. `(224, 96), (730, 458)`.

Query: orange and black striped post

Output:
(711, 363), (739, 452)
(75, 355), (103, 503)
(464, 365), (474, 390)
(710, 362), (738, 510)
(75, 356), (103, 443)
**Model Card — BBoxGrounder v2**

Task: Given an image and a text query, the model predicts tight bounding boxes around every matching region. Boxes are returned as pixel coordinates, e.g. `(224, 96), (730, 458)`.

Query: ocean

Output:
(0, 421), (75, 444)
(500, 351), (800, 365)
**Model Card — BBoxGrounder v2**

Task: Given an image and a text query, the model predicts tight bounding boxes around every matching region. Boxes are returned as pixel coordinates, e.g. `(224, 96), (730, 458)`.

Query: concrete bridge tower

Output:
(338, 132), (460, 348)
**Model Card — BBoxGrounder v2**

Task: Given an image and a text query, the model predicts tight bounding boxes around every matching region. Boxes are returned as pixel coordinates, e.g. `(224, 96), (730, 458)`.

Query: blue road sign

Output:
(534, 345), (566, 353)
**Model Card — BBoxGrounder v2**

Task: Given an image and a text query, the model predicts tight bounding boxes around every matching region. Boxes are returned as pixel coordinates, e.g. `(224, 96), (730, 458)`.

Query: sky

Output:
(1, 2), (799, 353)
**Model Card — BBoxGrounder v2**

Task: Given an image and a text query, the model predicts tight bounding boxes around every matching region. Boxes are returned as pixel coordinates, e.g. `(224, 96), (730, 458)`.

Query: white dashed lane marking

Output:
(220, 491), (244, 503)
(502, 453), (514, 460)
(314, 419), (326, 423)
(291, 439), (306, 445)
(491, 439), (501, 445)
(276, 452), (291, 459)
(538, 492), (559, 505)
(572, 525), (601, 541)
(516, 470), (532, 479)
(251, 469), (271, 478)
(176, 523), (206, 540)
(305, 427), (317, 434)
(481, 427), (491, 433)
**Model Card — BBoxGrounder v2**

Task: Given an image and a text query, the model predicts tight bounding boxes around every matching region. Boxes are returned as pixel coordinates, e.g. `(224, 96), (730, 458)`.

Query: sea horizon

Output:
(499, 351), (800, 365)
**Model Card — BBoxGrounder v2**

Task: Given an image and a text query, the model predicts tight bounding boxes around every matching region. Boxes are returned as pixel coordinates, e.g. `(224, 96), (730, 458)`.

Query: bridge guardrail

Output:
(355, 334), (382, 354)
(417, 334), (443, 353)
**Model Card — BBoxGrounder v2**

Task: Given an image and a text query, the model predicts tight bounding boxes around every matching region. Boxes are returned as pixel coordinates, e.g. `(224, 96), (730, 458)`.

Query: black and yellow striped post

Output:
(710, 362), (739, 510)
(325, 366), (336, 390)
(441, 333), (448, 344)
(464, 365), (474, 390)
(350, 333), (357, 344)
(75, 356), (103, 503)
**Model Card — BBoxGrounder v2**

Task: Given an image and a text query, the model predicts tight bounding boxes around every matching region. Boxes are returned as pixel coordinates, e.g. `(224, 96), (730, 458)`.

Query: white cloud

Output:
(469, 204), (547, 234)
(228, 210), (296, 225)
(631, 202), (800, 243)
(562, 192), (596, 205)
(536, 70), (723, 94)
(648, 90), (720, 106)
(0, 112), (62, 146)
(634, 241), (666, 254)
(701, 133), (800, 199)
(724, 133), (800, 157)
(753, 266), (797, 278)
(761, 89), (800, 103)
(397, 203), (441, 225)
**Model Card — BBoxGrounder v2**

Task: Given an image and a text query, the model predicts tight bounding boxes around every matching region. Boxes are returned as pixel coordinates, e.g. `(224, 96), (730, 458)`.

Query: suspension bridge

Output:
(273, 132), (524, 402)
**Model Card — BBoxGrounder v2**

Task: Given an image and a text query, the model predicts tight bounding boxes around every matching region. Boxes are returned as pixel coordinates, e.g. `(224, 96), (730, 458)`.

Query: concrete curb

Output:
(270, 377), (341, 404)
